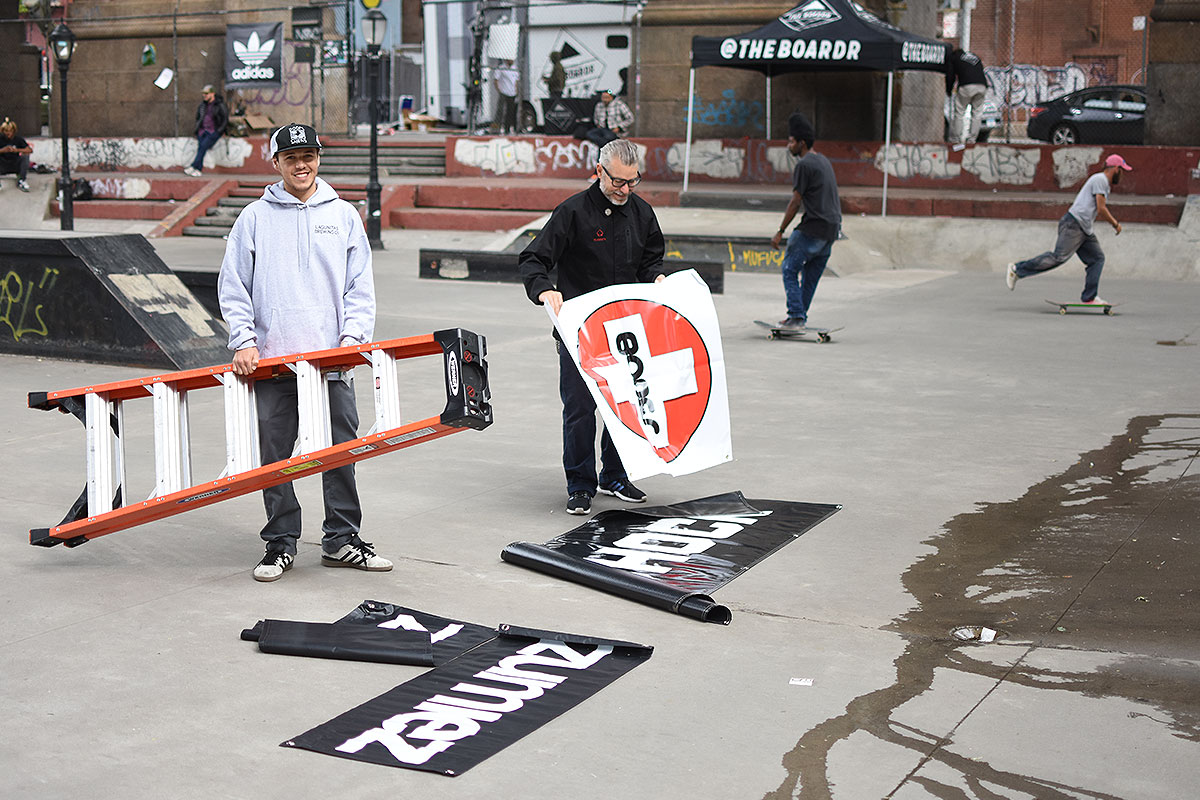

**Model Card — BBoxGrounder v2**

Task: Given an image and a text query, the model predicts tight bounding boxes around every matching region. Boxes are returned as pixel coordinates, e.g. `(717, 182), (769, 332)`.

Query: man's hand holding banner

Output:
(549, 269), (731, 480)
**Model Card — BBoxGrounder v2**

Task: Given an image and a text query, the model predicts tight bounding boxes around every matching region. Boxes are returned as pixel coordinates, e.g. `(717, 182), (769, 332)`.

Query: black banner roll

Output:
(501, 492), (840, 622)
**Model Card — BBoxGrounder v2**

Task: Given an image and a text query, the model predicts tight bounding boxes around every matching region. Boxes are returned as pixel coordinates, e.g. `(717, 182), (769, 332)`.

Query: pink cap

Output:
(1105, 154), (1132, 171)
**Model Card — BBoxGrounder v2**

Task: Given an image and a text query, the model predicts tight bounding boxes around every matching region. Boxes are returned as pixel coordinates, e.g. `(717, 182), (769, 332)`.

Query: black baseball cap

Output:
(270, 123), (322, 158)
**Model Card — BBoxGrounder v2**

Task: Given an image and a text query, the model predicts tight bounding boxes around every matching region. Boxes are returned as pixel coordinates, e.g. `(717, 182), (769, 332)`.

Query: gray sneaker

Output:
(322, 538), (393, 571)
(253, 549), (294, 582)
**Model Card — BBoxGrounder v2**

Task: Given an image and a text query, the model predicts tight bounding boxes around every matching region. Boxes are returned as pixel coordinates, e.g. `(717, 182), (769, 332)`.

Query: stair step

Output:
(415, 184), (574, 212)
(50, 199), (175, 220)
(182, 226), (230, 237)
(390, 207), (544, 232)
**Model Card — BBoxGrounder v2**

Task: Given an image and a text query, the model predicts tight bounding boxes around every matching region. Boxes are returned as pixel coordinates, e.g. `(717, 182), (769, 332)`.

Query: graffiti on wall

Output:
(666, 139), (746, 179)
(1, 267), (59, 341)
(875, 144), (1040, 186)
(690, 90), (765, 132)
(984, 63), (1090, 111)
(239, 61), (313, 110)
(1051, 147), (1104, 189)
(30, 137), (253, 172)
(875, 144), (962, 180)
(452, 137), (612, 175)
(86, 177), (154, 200)
(961, 146), (1041, 185)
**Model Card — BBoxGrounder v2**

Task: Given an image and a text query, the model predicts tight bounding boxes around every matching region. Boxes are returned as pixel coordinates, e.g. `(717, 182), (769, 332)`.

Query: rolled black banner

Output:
(501, 541), (731, 623)
(254, 620), (435, 667)
(500, 492), (840, 623)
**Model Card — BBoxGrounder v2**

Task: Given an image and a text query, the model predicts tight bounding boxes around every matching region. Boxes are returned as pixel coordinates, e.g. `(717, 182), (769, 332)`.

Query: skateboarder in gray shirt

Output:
(770, 111), (841, 329)
(1006, 154), (1131, 305)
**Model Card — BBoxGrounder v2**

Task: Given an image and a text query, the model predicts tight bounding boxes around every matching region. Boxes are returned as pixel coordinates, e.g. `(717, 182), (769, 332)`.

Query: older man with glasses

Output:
(519, 138), (666, 516)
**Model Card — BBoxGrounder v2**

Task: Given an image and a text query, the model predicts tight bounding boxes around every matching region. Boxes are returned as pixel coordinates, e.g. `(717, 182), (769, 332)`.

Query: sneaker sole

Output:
(320, 557), (393, 571)
(253, 562), (292, 582)
(598, 488), (647, 503)
(566, 506), (591, 515)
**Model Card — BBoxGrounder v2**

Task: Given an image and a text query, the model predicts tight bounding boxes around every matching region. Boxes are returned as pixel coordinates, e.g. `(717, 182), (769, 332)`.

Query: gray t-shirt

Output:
(792, 150), (842, 241)
(1067, 172), (1110, 235)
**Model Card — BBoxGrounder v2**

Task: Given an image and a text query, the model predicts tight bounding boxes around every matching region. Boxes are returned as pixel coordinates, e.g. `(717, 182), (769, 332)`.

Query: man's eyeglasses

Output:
(600, 164), (641, 189)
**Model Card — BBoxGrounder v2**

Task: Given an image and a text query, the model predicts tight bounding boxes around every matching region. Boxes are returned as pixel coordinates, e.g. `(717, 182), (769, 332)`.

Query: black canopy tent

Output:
(684, 0), (950, 214)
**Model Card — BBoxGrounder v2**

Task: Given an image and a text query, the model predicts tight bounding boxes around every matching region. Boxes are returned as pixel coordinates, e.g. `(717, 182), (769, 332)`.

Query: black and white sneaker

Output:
(253, 549), (294, 582)
(321, 538), (393, 571)
(566, 491), (592, 515)
(599, 479), (647, 503)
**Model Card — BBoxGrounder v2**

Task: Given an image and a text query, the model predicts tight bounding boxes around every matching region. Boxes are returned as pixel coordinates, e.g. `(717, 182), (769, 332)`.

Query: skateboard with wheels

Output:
(1045, 299), (1118, 316)
(754, 320), (843, 343)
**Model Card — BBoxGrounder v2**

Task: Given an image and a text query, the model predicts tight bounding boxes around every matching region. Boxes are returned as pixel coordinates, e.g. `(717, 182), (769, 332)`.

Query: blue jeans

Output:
(1014, 213), (1104, 302)
(256, 376), (362, 555)
(558, 339), (626, 496)
(190, 131), (222, 172)
(782, 230), (834, 322)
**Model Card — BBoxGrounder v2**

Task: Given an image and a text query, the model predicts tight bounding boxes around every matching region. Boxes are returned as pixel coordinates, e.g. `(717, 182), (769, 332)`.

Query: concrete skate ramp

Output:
(0, 232), (229, 369)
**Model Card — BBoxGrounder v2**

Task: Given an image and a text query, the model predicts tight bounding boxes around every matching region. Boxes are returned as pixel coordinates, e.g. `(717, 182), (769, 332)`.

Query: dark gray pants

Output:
(256, 376), (361, 556)
(1014, 213), (1105, 302)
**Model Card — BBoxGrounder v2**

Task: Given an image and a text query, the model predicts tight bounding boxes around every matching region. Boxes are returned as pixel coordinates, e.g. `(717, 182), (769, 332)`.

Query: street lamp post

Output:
(361, 10), (387, 250)
(48, 23), (77, 231)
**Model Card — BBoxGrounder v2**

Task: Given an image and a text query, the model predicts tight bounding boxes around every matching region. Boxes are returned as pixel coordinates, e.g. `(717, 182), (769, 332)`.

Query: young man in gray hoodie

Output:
(218, 123), (391, 582)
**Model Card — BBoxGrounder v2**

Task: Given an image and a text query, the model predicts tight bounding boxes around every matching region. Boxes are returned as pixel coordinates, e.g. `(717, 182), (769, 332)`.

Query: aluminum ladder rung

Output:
(367, 349), (402, 435)
(151, 383), (192, 498)
(85, 392), (125, 515)
(292, 359), (332, 456)
(221, 372), (260, 476)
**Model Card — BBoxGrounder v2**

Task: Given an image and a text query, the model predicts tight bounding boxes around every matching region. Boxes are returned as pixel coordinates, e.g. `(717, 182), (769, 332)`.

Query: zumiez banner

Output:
(550, 269), (731, 481)
(283, 626), (652, 776)
(502, 492), (841, 623)
(225, 22), (283, 88)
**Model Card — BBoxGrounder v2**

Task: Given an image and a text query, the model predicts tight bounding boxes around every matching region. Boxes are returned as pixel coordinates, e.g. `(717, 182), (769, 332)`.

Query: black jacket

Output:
(519, 180), (665, 309)
(946, 50), (988, 93)
(194, 96), (229, 137)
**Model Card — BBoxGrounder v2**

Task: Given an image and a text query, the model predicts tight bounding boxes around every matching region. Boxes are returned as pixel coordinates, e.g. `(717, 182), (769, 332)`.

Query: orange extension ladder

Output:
(28, 328), (492, 547)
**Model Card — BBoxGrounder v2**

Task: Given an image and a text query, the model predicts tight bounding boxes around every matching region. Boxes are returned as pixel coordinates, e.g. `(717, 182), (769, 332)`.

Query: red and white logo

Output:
(576, 300), (710, 462)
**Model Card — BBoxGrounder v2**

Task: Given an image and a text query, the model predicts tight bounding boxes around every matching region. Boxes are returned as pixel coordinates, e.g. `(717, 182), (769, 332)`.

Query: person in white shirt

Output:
(493, 59), (519, 134)
(1005, 154), (1131, 305)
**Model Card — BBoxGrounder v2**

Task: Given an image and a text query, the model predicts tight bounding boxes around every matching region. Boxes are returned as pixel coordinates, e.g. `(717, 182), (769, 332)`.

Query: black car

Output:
(1026, 85), (1146, 145)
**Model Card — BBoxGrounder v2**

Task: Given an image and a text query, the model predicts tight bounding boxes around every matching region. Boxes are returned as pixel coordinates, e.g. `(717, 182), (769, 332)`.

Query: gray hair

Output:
(598, 138), (640, 170)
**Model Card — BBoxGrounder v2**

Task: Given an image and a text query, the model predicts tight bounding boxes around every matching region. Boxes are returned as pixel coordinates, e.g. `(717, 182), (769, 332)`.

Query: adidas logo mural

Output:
(226, 23), (282, 86)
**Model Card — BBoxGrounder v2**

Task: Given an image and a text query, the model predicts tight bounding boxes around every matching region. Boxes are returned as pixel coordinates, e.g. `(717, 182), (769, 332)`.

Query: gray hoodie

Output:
(218, 177), (375, 361)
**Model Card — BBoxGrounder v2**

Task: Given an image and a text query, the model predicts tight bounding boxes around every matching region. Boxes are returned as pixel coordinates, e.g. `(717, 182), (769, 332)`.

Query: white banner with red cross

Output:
(550, 269), (731, 480)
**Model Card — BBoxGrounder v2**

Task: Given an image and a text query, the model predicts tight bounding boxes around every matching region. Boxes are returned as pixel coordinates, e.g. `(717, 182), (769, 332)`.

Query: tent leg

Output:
(683, 68), (695, 194)
(882, 70), (894, 219)
(765, 73), (772, 140)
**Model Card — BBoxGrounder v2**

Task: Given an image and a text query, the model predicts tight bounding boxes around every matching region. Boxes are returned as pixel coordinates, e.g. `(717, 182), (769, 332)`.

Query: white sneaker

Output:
(1005, 263), (1018, 291)
(183, 166), (201, 177)
(253, 549), (294, 582)
(17, 180), (30, 192)
(1083, 296), (1109, 306)
(322, 538), (393, 571)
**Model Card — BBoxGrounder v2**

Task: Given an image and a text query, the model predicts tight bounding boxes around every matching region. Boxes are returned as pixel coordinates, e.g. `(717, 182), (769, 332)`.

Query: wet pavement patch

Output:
(766, 414), (1200, 799)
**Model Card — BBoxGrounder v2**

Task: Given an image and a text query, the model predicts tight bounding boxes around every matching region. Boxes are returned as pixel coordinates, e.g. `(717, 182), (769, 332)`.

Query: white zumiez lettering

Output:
(731, 38), (860, 61)
(335, 640), (612, 765)
(586, 511), (773, 574)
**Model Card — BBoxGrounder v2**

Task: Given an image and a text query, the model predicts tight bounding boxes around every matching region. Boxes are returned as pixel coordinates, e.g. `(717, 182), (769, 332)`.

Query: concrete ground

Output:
(3, 206), (1200, 799)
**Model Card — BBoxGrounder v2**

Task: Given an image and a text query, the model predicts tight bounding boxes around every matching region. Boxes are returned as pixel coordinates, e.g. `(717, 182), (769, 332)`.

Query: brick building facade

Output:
(948, 0), (1155, 124)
